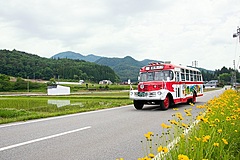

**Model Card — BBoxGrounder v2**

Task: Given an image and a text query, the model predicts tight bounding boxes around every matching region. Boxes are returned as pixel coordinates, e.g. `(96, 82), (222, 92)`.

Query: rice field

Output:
(0, 91), (132, 124)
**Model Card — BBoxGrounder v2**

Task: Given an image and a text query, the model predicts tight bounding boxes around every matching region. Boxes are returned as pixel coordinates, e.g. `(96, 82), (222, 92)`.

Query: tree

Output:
(218, 73), (231, 85)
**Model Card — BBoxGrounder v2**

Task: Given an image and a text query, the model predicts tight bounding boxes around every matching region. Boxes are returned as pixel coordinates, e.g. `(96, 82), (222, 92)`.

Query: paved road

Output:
(0, 89), (224, 160)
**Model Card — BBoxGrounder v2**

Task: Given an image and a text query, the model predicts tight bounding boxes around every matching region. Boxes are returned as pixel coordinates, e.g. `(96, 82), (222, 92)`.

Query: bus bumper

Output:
(129, 90), (168, 100)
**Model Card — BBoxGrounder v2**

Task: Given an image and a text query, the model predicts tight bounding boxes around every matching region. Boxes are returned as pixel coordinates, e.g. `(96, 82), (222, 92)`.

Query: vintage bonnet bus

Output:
(129, 62), (203, 110)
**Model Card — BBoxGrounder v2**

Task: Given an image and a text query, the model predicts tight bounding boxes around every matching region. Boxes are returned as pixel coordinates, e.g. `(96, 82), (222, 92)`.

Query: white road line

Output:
(0, 126), (91, 152)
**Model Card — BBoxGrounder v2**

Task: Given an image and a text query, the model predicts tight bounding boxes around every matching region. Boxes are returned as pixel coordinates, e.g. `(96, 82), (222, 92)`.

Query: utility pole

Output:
(233, 26), (240, 42)
(232, 26), (240, 88)
(233, 60), (236, 87)
(27, 76), (29, 92)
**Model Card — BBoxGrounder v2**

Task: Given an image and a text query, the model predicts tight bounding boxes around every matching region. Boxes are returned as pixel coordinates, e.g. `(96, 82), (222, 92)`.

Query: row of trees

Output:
(0, 49), (120, 83)
(201, 66), (240, 85)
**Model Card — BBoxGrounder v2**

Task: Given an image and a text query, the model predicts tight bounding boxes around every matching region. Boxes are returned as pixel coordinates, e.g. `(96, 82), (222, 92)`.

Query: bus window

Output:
(194, 71), (197, 81)
(181, 69), (185, 81)
(175, 72), (180, 82)
(153, 71), (174, 81)
(186, 70), (189, 81)
(139, 73), (147, 82)
(154, 71), (164, 81)
(169, 71), (174, 80)
(190, 70), (194, 81)
(147, 72), (154, 81)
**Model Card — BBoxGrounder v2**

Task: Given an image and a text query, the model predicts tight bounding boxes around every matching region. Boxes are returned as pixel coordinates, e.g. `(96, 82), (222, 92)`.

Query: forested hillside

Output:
(0, 49), (120, 82)
(95, 56), (144, 81)
(51, 51), (102, 62)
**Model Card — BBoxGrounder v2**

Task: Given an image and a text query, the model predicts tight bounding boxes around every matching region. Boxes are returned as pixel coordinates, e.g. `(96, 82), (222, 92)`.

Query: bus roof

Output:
(140, 62), (201, 72)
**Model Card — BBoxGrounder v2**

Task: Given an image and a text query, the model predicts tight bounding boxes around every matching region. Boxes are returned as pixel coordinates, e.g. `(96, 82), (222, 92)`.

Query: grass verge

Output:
(134, 89), (239, 160)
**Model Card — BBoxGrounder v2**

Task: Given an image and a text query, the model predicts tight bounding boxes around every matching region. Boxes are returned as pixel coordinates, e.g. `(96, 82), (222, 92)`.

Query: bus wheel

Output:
(134, 100), (144, 110)
(160, 96), (170, 110)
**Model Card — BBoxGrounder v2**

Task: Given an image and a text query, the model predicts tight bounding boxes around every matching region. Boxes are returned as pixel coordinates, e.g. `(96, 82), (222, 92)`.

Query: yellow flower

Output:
(178, 154), (189, 160)
(217, 129), (222, 133)
(162, 147), (168, 153)
(231, 115), (237, 120)
(170, 119), (178, 125)
(195, 136), (201, 141)
(196, 115), (204, 121)
(161, 123), (171, 129)
(213, 143), (219, 147)
(181, 134), (185, 138)
(196, 105), (205, 108)
(222, 138), (228, 145)
(215, 118), (220, 122)
(148, 153), (155, 158)
(144, 132), (153, 140)
(235, 130), (238, 132)
(176, 113), (184, 120)
(202, 117), (209, 123)
(202, 135), (211, 142)
(207, 107), (212, 112)
(173, 108), (179, 110)
(184, 110), (192, 116)
(157, 146), (163, 152)
(116, 158), (124, 160)
(182, 123), (189, 128)
(147, 132), (153, 136)
(226, 116), (231, 121)
(189, 102), (194, 106)
(236, 108), (240, 112)
(141, 156), (151, 160)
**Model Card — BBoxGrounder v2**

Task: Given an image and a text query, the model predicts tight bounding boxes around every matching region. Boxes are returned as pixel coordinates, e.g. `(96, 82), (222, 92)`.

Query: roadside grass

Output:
(135, 89), (239, 160)
(0, 91), (132, 124)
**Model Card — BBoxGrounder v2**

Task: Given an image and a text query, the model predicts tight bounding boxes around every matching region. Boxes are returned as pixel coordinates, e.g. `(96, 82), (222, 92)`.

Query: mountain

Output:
(51, 51), (102, 62)
(51, 51), (161, 81)
(95, 56), (145, 81)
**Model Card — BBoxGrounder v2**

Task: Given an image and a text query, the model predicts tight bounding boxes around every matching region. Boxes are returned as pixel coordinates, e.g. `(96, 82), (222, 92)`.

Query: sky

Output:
(0, 0), (240, 70)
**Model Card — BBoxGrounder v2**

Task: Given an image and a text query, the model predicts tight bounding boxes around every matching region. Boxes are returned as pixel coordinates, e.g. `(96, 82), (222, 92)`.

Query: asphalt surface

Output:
(0, 89), (224, 160)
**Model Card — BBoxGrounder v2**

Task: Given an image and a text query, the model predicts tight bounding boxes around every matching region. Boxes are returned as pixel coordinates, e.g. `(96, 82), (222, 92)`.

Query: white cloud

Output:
(0, 0), (240, 70)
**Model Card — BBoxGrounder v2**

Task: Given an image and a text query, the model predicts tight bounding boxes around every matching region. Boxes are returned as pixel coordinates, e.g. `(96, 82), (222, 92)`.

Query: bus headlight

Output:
(157, 91), (162, 95)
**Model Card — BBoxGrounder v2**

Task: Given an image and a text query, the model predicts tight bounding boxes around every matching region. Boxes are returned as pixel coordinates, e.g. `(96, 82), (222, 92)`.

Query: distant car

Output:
(79, 80), (85, 84)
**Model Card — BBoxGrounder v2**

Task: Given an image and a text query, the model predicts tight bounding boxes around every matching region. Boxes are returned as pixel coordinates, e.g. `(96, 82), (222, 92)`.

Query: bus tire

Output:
(160, 96), (170, 110)
(134, 100), (144, 110)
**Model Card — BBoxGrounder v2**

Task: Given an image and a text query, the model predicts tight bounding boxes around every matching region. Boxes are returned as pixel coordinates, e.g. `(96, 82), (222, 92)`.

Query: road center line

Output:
(0, 126), (91, 152)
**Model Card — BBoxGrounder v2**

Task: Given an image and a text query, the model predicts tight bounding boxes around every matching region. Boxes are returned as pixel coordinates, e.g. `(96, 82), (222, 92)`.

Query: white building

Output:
(47, 85), (70, 95)
(99, 80), (112, 85)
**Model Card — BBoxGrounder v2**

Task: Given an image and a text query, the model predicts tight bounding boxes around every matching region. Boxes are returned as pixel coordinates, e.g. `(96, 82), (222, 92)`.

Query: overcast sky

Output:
(1, 0), (240, 70)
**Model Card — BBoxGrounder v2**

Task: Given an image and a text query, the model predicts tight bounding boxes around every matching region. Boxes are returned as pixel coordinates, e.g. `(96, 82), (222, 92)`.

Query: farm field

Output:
(0, 91), (132, 124)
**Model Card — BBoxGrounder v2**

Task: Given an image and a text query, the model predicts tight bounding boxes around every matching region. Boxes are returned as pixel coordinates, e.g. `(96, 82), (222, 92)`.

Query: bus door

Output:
(180, 69), (187, 101)
(175, 72), (181, 99)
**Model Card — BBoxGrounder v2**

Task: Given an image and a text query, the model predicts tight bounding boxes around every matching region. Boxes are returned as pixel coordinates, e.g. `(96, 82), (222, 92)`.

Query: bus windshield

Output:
(139, 70), (174, 82)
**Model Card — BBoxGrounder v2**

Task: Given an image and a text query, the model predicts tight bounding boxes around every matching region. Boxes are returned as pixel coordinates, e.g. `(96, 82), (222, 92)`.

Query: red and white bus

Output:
(129, 62), (203, 110)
